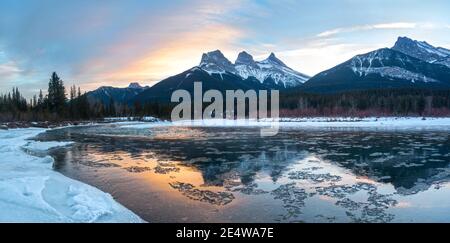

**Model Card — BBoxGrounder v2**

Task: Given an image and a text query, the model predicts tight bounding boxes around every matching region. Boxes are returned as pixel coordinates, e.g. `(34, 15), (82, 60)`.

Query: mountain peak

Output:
(392, 36), (450, 64)
(200, 50), (229, 64)
(394, 36), (434, 48)
(394, 36), (414, 45)
(235, 51), (255, 65)
(394, 36), (432, 50)
(197, 49), (308, 87)
(264, 52), (287, 67)
(128, 82), (144, 89)
(199, 50), (235, 73)
(304, 41), (450, 93)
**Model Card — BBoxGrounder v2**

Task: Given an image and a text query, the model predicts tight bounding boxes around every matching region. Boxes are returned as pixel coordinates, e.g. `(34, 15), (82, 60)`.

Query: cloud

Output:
(372, 22), (418, 29)
(0, 0), (246, 92)
(2, 1), (449, 97)
(317, 22), (420, 37)
(0, 58), (25, 94)
(0, 61), (22, 79)
(78, 23), (244, 90)
(70, 3), (246, 89)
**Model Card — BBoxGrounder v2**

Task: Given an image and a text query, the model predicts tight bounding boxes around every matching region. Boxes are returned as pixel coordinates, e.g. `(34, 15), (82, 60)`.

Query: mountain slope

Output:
(86, 82), (148, 105)
(133, 67), (267, 103)
(302, 48), (450, 93)
(133, 50), (308, 103)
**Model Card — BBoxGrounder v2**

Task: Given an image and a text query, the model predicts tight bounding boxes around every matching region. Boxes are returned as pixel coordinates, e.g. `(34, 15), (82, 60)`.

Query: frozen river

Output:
(35, 122), (450, 222)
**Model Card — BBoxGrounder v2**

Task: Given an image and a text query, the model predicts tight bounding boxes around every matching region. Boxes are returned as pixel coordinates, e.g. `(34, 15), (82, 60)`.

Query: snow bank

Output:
(0, 128), (143, 223)
(119, 117), (450, 130)
(268, 117), (450, 129)
(104, 116), (160, 122)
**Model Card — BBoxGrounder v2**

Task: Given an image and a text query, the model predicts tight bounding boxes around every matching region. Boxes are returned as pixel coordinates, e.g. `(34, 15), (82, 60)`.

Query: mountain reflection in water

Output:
(35, 124), (450, 222)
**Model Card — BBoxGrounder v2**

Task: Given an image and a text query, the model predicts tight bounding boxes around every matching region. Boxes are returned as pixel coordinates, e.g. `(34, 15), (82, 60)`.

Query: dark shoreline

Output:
(0, 120), (106, 130)
(0, 117), (162, 130)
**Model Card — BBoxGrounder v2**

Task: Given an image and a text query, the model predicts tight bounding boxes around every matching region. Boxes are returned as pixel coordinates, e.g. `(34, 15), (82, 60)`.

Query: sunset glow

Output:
(1, 0), (449, 97)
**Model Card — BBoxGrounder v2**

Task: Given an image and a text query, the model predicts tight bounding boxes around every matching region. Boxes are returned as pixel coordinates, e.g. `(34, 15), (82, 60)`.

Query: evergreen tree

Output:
(47, 72), (66, 116)
(38, 89), (44, 106)
(32, 95), (37, 108)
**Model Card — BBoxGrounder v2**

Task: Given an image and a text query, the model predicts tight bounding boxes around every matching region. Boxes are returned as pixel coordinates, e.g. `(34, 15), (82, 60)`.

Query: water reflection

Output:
(35, 124), (450, 222)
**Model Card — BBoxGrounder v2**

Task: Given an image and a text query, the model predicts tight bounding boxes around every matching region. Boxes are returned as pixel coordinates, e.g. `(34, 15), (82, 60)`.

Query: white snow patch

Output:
(351, 66), (439, 83)
(105, 116), (159, 122)
(0, 128), (144, 223)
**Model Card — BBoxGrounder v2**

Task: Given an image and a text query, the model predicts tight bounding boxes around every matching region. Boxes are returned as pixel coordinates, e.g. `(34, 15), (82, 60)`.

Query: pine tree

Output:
(70, 85), (75, 100)
(38, 89), (44, 106)
(32, 95), (37, 108)
(47, 72), (67, 116)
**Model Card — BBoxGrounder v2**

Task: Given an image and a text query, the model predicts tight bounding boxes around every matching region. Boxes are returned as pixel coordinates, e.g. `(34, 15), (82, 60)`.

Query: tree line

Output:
(280, 88), (450, 117)
(0, 72), (92, 122)
(0, 72), (174, 122)
(2, 72), (450, 122)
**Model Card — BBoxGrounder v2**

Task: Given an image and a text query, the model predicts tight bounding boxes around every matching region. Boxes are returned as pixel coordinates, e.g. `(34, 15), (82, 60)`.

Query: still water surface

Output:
(35, 123), (450, 222)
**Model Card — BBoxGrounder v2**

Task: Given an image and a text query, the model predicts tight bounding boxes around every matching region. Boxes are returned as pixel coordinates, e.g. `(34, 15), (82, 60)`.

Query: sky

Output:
(1, 0), (449, 98)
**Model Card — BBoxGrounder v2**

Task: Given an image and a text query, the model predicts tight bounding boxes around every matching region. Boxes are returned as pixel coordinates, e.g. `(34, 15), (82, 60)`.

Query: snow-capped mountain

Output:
(235, 52), (310, 88)
(347, 48), (441, 83)
(392, 36), (450, 67)
(92, 37), (450, 102)
(303, 47), (450, 93)
(199, 50), (309, 88)
(133, 67), (266, 103)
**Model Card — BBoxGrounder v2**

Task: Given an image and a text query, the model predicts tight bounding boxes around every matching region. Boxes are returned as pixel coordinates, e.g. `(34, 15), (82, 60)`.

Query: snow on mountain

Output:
(392, 36), (450, 66)
(303, 47), (450, 93)
(347, 48), (439, 83)
(435, 56), (450, 67)
(133, 65), (268, 103)
(237, 52), (310, 88)
(199, 50), (310, 88)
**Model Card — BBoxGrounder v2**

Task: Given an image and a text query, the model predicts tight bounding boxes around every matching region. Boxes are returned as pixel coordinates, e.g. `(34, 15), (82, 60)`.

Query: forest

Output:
(279, 88), (450, 117)
(0, 72), (173, 122)
(1, 72), (450, 123)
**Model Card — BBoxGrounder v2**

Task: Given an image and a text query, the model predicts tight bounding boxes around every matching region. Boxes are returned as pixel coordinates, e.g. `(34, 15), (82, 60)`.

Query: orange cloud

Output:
(79, 24), (244, 88)
(72, 1), (246, 90)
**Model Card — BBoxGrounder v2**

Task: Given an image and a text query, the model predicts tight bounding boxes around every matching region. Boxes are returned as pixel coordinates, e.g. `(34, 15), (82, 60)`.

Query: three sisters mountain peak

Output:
(87, 36), (450, 104)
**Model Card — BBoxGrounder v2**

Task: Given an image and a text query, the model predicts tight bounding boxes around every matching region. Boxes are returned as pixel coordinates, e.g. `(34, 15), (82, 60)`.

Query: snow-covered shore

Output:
(0, 128), (143, 223)
(119, 117), (450, 130)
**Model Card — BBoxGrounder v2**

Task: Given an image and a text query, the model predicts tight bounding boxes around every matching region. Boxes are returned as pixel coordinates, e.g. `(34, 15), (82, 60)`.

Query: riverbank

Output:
(0, 121), (103, 130)
(0, 116), (162, 130)
(0, 127), (144, 222)
(3, 116), (450, 130)
(117, 117), (450, 130)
